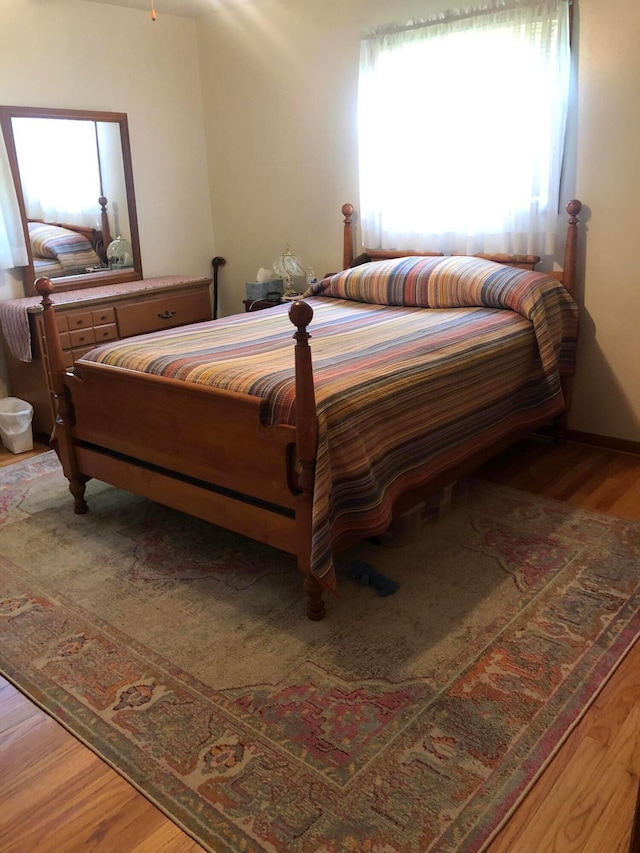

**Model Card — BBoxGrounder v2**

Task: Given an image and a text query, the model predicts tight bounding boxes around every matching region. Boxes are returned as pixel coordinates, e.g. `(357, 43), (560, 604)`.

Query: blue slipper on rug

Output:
(343, 559), (400, 597)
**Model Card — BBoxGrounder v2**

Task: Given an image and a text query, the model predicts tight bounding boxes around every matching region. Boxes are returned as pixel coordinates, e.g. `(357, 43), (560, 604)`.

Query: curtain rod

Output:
(363, 0), (572, 40)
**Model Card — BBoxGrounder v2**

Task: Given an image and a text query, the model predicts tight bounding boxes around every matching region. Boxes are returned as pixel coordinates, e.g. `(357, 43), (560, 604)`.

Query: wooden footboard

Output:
(35, 277), (326, 620)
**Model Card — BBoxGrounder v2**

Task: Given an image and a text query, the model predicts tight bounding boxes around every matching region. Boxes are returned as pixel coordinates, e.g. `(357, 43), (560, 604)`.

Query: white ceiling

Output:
(84, 0), (226, 18)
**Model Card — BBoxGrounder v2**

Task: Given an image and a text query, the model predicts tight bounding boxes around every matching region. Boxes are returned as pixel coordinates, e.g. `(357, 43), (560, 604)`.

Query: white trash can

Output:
(0, 397), (34, 454)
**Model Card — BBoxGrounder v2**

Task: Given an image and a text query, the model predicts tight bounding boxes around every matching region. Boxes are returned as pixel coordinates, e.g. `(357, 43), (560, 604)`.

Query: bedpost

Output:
(35, 278), (88, 514)
(562, 199), (582, 299)
(342, 203), (355, 270)
(552, 199), (582, 444)
(289, 300), (324, 621)
(98, 196), (112, 247)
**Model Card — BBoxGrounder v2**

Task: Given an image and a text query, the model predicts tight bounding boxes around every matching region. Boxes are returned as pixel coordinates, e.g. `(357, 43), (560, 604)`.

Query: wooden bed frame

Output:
(36, 200), (582, 621)
(341, 201), (581, 292)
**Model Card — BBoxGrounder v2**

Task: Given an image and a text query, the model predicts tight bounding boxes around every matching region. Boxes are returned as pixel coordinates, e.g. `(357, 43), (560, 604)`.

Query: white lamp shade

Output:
(273, 245), (305, 292)
(106, 235), (133, 268)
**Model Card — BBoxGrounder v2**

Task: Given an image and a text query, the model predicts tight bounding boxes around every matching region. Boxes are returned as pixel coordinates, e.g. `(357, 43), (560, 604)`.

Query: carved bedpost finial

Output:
(35, 275), (54, 305)
(563, 199), (582, 299)
(289, 299), (314, 339)
(342, 203), (355, 270)
(566, 198), (582, 222)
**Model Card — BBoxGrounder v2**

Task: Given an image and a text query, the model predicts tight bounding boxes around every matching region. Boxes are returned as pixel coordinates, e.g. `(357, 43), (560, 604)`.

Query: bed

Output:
(35, 200), (582, 620)
(28, 221), (104, 278)
(27, 197), (113, 278)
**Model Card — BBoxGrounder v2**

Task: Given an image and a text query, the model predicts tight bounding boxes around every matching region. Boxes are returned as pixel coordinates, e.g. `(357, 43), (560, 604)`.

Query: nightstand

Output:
(244, 298), (283, 312)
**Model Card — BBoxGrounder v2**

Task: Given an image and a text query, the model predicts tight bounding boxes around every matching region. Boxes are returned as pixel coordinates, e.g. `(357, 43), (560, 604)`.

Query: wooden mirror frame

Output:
(0, 105), (142, 294)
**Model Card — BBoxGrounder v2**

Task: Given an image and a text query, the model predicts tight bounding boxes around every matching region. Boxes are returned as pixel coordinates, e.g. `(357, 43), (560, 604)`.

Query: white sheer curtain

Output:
(11, 117), (101, 227)
(0, 140), (28, 270)
(358, 0), (571, 255)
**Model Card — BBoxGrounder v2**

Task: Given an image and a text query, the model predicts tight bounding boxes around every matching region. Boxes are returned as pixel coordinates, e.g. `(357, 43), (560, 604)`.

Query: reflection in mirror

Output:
(0, 106), (142, 294)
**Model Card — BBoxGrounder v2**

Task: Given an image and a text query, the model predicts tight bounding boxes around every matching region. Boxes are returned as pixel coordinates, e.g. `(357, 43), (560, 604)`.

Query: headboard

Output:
(341, 200), (582, 299)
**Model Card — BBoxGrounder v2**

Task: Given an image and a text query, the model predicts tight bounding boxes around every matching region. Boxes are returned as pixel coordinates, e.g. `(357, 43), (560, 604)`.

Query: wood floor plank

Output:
(0, 705), (53, 756)
(0, 685), (203, 852)
(518, 713), (638, 852)
(0, 683), (42, 737)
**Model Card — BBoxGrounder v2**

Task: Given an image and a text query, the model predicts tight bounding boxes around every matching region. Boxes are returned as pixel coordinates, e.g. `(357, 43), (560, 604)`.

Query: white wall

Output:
(568, 0), (640, 443)
(0, 0), (214, 294)
(197, 0), (640, 444)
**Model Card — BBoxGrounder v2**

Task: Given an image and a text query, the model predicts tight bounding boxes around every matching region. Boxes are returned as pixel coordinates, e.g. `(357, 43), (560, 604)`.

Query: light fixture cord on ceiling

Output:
(150, 0), (156, 21)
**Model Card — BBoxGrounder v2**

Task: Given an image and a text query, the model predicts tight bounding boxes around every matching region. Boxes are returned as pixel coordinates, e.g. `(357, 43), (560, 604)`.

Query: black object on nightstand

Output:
(244, 297), (283, 312)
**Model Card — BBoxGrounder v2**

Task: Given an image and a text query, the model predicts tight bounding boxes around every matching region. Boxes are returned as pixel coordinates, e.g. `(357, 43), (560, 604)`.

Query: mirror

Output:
(0, 105), (142, 294)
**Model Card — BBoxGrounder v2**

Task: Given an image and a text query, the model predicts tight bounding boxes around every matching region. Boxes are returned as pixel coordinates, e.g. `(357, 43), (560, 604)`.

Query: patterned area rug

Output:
(2, 452), (640, 852)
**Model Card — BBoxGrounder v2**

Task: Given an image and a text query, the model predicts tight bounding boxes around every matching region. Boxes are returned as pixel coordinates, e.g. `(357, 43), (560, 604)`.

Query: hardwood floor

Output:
(1, 436), (639, 852)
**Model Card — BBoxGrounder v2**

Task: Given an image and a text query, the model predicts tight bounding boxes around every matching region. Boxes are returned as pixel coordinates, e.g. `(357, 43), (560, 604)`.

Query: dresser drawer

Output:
(115, 289), (212, 338)
(59, 319), (116, 351)
(94, 323), (118, 344)
(92, 307), (116, 326)
(69, 327), (96, 348)
(66, 310), (93, 331)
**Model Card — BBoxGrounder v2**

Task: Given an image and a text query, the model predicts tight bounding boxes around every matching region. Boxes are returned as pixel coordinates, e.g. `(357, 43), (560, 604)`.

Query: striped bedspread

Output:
(81, 256), (579, 590)
(33, 256), (66, 279)
(28, 222), (101, 277)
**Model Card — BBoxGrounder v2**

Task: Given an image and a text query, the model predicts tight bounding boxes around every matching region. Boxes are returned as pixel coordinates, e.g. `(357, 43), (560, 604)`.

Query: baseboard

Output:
(566, 429), (640, 456)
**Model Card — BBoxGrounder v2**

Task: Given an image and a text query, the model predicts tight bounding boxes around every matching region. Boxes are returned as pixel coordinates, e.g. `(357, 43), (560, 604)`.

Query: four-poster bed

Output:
(36, 200), (582, 620)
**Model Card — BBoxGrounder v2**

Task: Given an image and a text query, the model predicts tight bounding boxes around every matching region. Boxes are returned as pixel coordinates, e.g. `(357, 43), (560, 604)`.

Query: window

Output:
(11, 117), (102, 227)
(358, 0), (571, 256)
(0, 142), (27, 270)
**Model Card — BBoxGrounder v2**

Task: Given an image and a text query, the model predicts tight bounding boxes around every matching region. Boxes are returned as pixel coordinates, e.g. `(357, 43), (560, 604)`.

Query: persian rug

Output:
(2, 452), (640, 853)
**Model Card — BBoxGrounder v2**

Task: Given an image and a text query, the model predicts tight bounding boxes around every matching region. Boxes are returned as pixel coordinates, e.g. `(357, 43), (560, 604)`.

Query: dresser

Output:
(1, 275), (212, 435)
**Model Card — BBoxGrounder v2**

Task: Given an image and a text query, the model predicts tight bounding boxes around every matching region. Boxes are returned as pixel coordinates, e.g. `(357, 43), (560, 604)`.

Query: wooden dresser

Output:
(1, 275), (212, 435)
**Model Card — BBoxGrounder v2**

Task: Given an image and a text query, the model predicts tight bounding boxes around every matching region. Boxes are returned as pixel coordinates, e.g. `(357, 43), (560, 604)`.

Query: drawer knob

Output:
(158, 310), (177, 319)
